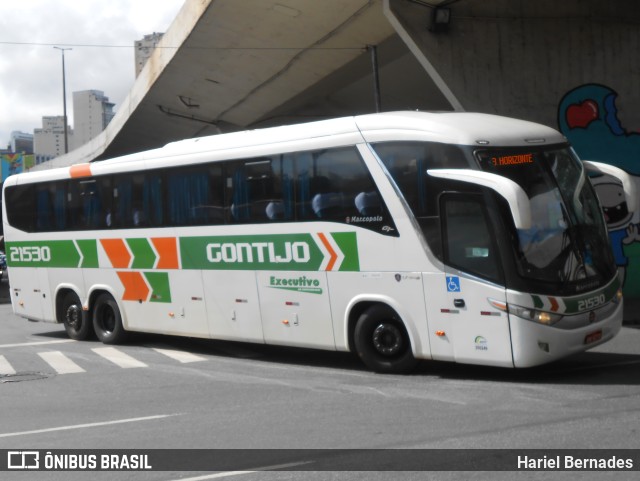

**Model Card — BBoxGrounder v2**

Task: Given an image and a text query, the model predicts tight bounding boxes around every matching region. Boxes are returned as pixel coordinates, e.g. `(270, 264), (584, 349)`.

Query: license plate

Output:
(584, 330), (602, 345)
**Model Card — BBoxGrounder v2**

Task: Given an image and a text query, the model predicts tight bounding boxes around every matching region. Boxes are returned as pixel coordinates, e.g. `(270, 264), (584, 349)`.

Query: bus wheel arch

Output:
(350, 302), (418, 374)
(56, 289), (93, 340)
(91, 291), (128, 344)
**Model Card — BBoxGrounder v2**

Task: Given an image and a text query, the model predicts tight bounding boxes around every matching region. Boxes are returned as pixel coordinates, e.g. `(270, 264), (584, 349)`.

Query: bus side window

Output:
(168, 168), (210, 226)
(294, 152), (314, 220)
(311, 147), (371, 220)
(35, 186), (53, 231)
(354, 191), (381, 215)
(441, 194), (502, 284)
(5, 184), (35, 232)
(310, 176), (343, 219)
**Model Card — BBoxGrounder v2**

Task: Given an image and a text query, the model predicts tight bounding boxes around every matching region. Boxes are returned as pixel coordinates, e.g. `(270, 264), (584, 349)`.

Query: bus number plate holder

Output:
(584, 330), (602, 345)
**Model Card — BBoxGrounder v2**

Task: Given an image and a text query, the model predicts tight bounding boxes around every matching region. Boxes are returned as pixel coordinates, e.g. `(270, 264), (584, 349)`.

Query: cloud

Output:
(0, 0), (184, 148)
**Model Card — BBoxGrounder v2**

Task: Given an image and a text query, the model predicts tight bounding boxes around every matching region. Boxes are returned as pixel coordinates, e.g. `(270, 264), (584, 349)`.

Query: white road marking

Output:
(0, 339), (75, 349)
(152, 347), (206, 363)
(92, 347), (148, 368)
(0, 414), (179, 438)
(172, 461), (314, 481)
(0, 354), (16, 375)
(38, 351), (85, 374)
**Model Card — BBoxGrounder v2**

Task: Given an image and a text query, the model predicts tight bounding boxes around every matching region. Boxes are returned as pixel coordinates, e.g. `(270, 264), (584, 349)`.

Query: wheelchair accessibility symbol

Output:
(446, 276), (461, 292)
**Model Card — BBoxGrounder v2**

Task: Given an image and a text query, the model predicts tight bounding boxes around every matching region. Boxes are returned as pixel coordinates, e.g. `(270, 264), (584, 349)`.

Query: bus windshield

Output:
(476, 147), (616, 293)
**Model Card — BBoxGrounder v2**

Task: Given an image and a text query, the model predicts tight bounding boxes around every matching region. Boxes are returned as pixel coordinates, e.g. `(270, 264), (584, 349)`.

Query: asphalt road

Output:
(1, 272), (639, 481)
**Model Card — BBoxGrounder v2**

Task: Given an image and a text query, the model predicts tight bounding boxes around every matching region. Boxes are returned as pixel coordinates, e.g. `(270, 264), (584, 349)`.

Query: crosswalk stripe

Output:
(0, 355), (17, 375)
(92, 347), (148, 368)
(152, 348), (206, 364)
(38, 351), (86, 374)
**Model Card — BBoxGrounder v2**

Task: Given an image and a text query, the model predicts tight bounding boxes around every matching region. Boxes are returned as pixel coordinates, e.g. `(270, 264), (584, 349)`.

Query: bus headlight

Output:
(613, 288), (623, 304)
(509, 304), (562, 325)
(488, 299), (562, 325)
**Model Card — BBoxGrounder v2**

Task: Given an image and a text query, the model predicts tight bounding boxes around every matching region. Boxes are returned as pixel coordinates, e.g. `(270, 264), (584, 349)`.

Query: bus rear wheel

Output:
(60, 291), (93, 340)
(92, 293), (127, 344)
(354, 305), (418, 374)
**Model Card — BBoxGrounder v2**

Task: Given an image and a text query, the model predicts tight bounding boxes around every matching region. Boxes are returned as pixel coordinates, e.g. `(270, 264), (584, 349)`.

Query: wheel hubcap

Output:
(372, 323), (403, 356)
(65, 304), (81, 330)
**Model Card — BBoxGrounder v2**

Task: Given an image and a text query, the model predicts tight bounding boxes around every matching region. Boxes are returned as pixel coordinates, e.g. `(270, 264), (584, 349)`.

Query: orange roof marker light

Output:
(69, 163), (92, 178)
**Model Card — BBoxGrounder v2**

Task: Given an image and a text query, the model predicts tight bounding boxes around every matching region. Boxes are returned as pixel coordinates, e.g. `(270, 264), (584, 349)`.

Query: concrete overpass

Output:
(38, 0), (639, 169)
(41, 0), (453, 168)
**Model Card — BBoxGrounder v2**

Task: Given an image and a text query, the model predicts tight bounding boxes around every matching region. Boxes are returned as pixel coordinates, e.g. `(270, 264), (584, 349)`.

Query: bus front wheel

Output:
(354, 305), (418, 374)
(60, 291), (93, 340)
(92, 293), (127, 344)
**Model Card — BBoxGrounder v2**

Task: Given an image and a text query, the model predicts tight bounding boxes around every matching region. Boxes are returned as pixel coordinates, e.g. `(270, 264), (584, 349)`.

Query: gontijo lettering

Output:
(206, 241), (310, 264)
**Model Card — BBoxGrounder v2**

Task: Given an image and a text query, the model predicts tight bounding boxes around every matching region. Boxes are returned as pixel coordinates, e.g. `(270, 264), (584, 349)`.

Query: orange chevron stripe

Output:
(69, 163), (92, 178)
(100, 239), (131, 268)
(549, 297), (559, 312)
(317, 232), (337, 271)
(151, 237), (179, 269)
(117, 271), (150, 301)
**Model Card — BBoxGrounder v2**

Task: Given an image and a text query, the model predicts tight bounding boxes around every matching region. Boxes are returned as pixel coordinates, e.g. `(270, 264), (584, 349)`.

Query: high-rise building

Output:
(34, 116), (73, 164)
(72, 90), (115, 149)
(134, 32), (164, 77)
(10, 131), (34, 154)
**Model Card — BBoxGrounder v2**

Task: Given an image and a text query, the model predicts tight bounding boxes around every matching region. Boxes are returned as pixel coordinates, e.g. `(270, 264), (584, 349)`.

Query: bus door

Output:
(257, 271), (334, 349)
(438, 193), (514, 367)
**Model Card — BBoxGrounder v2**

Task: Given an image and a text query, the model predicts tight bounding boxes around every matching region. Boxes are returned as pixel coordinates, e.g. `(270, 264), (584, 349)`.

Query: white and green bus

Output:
(2, 111), (630, 372)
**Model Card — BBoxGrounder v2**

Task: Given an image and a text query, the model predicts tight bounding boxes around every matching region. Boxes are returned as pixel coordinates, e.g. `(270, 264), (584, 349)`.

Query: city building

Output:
(33, 116), (73, 164)
(72, 90), (115, 149)
(134, 32), (164, 77)
(10, 131), (34, 154)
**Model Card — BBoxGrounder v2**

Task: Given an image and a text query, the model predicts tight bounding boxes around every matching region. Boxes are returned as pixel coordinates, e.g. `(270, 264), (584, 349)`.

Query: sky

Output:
(0, 0), (185, 149)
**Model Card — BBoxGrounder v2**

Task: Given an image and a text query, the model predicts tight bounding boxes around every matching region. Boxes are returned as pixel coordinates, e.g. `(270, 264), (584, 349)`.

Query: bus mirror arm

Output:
(582, 161), (638, 214)
(427, 169), (532, 230)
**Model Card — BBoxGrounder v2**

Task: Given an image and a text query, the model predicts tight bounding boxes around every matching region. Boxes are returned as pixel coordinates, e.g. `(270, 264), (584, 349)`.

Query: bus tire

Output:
(92, 293), (127, 344)
(60, 291), (93, 340)
(354, 305), (418, 374)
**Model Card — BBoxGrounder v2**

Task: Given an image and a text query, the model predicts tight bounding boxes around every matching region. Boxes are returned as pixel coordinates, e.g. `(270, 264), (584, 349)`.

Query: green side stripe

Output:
(145, 272), (171, 303)
(76, 239), (98, 268)
(127, 238), (156, 269)
(531, 295), (544, 309)
(563, 277), (621, 314)
(5, 240), (80, 268)
(331, 232), (360, 271)
(6, 232), (361, 273)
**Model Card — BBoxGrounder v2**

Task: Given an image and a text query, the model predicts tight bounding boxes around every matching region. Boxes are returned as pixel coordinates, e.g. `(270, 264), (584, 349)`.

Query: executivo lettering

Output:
(269, 275), (323, 294)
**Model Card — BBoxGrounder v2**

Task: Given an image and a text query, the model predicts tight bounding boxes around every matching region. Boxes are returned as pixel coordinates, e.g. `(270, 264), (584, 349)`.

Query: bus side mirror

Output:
(583, 161), (638, 214)
(427, 169), (532, 230)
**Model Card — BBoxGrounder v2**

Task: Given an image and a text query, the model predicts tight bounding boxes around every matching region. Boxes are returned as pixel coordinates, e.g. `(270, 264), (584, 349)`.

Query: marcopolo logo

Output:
(180, 232), (359, 272)
(269, 275), (322, 294)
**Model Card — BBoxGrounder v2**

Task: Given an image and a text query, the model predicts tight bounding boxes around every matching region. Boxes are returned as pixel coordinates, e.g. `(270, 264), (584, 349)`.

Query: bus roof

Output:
(162, 111), (566, 153)
(6, 111), (567, 185)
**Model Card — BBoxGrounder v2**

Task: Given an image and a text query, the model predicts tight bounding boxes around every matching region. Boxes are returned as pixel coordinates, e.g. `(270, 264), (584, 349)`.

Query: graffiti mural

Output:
(558, 84), (640, 299)
(1, 153), (35, 182)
